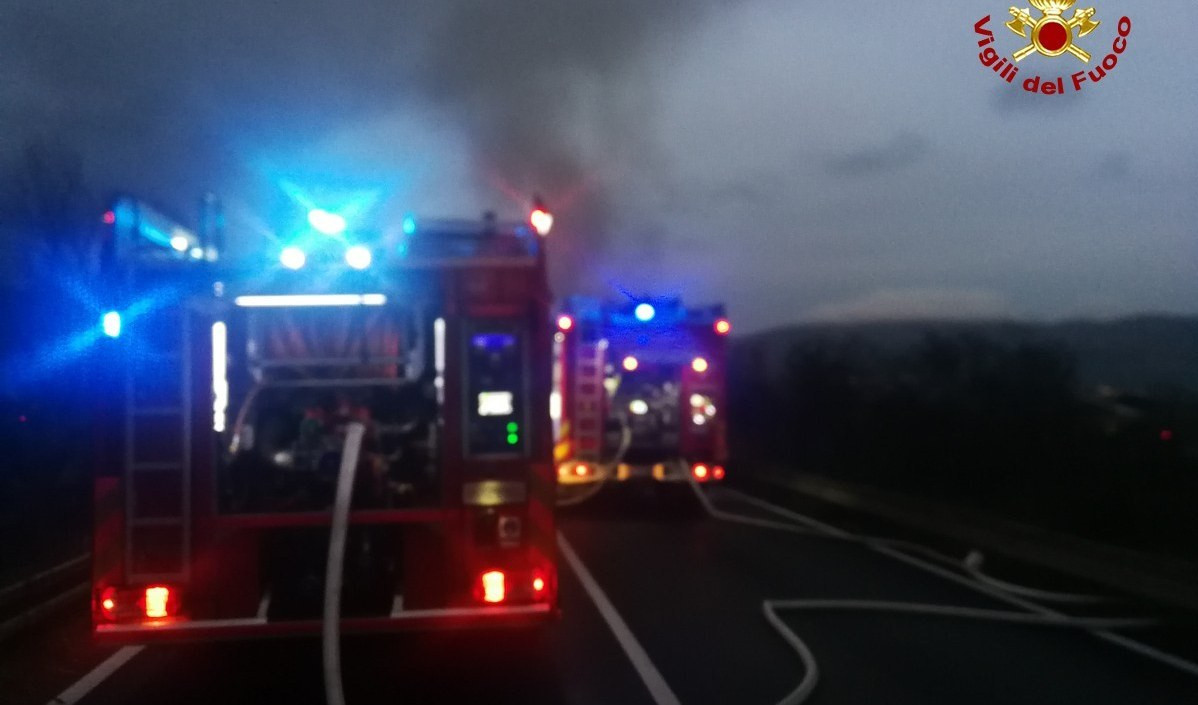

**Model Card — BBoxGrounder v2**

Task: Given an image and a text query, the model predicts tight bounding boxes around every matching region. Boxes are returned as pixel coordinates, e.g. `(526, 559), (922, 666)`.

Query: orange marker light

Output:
(144, 586), (171, 618)
(98, 587), (118, 620)
(481, 570), (506, 603)
(714, 319), (731, 335)
(574, 463), (589, 476)
(530, 208), (554, 236)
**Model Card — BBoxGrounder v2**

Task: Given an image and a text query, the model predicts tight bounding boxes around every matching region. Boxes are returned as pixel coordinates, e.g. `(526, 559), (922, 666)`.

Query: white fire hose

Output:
(323, 422), (365, 705)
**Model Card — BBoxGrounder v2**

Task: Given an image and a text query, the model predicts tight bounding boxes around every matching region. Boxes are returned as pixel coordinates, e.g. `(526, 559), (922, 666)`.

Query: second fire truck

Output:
(552, 296), (729, 500)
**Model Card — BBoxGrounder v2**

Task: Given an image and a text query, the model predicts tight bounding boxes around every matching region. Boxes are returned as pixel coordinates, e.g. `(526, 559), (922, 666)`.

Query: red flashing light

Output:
(712, 466), (726, 481)
(481, 570), (506, 603)
(557, 315), (574, 332)
(714, 319), (731, 335)
(102, 210), (116, 225)
(692, 463), (710, 481)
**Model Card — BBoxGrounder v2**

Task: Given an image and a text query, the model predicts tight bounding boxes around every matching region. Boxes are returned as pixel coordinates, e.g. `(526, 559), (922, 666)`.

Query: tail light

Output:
(531, 573), (548, 600)
(692, 463), (710, 481)
(559, 462), (590, 478)
(98, 587), (118, 621)
(474, 567), (554, 604)
(558, 462), (593, 479)
(141, 585), (179, 619)
(480, 570), (506, 603)
(712, 466), (726, 481)
(96, 584), (181, 622)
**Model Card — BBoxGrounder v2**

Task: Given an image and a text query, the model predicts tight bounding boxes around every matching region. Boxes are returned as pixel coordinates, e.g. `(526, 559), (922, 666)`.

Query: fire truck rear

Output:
(553, 296), (729, 498)
(91, 198), (558, 642)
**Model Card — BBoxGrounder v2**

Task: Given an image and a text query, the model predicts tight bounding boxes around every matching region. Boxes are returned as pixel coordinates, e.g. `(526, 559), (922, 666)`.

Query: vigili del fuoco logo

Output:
(974, 0), (1131, 95)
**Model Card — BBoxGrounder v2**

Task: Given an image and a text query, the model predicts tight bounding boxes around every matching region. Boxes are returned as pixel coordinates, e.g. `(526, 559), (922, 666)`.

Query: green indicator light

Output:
(506, 422), (518, 433)
(506, 433), (519, 445)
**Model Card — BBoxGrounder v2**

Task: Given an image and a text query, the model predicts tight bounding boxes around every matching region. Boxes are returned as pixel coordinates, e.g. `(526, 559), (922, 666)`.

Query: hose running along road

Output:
(323, 422), (366, 705)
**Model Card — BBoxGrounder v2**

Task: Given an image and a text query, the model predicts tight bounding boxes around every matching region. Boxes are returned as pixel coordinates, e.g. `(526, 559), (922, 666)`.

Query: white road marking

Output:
(46, 646), (145, 705)
(557, 532), (682, 705)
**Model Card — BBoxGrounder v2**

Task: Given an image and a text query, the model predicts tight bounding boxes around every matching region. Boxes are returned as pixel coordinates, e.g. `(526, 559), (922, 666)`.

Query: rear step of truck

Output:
(263, 527), (401, 621)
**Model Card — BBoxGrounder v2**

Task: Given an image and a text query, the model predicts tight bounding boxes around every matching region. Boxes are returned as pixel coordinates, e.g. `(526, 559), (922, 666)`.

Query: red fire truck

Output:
(552, 296), (729, 499)
(91, 197), (558, 642)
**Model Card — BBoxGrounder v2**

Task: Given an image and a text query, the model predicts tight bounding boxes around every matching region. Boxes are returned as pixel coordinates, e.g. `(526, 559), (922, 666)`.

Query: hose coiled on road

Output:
(685, 480), (1194, 705)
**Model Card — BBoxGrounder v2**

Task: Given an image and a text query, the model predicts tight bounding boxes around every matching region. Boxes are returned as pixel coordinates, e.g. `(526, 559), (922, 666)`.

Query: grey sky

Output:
(2, 0), (1195, 332)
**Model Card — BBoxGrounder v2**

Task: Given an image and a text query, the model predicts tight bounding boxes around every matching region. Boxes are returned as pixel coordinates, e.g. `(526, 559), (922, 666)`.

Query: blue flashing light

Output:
(113, 200), (138, 230)
(138, 223), (173, 248)
(402, 216), (417, 235)
(634, 303), (656, 322)
(280, 246), (307, 270)
(308, 208), (347, 236)
(345, 245), (372, 270)
(102, 311), (121, 338)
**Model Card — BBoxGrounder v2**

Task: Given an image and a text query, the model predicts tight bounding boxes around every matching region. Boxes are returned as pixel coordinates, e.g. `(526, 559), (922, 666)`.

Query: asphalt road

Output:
(4, 484), (1198, 705)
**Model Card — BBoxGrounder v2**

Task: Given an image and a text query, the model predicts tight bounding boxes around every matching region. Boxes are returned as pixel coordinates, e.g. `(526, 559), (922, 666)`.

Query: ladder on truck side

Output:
(123, 303), (192, 584)
(572, 341), (605, 462)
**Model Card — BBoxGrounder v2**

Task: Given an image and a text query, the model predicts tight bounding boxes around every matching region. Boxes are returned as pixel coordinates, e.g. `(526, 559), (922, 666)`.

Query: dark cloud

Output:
(824, 132), (928, 177)
(0, 1), (730, 293)
(1, 0), (1196, 331)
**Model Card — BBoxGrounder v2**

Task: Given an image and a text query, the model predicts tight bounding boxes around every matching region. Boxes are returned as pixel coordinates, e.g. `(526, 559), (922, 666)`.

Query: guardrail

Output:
(0, 553), (90, 642)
